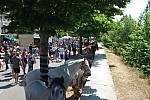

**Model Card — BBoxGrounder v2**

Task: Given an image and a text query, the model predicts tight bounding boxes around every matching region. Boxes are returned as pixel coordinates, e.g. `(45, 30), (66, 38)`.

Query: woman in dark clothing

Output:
(64, 47), (69, 62)
(90, 40), (98, 60)
(21, 51), (27, 75)
(68, 44), (71, 56)
(4, 50), (9, 71)
(12, 52), (22, 84)
(10, 51), (14, 77)
(72, 42), (76, 56)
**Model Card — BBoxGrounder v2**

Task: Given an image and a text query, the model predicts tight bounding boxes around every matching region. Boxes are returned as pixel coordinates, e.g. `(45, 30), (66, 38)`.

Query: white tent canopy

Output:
(62, 36), (72, 39)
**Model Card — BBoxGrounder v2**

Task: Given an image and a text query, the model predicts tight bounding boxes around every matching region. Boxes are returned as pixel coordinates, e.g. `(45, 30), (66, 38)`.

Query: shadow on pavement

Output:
(91, 53), (107, 68)
(19, 75), (24, 80)
(19, 80), (24, 86)
(94, 53), (107, 61)
(2, 72), (11, 76)
(98, 47), (103, 49)
(80, 95), (108, 100)
(18, 75), (25, 87)
(81, 86), (108, 100)
(82, 86), (97, 94)
(4, 74), (12, 78)
(0, 77), (12, 82)
(0, 70), (5, 72)
(0, 83), (16, 89)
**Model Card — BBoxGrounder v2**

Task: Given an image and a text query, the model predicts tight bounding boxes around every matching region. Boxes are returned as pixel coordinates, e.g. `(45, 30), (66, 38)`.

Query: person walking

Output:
(68, 44), (72, 56)
(59, 45), (64, 62)
(0, 43), (4, 53)
(9, 51), (15, 78)
(48, 43), (53, 62)
(51, 44), (57, 61)
(64, 46), (69, 63)
(55, 45), (59, 62)
(90, 40), (98, 59)
(29, 44), (32, 52)
(21, 51), (27, 75)
(4, 50), (10, 71)
(27, 50), (36, 72)
(72, 42), (76, 56)
(11, 52), (22, 84)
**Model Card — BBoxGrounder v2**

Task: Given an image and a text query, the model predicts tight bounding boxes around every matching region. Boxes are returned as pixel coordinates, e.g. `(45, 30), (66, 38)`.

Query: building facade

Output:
(0, 13), (10, 34)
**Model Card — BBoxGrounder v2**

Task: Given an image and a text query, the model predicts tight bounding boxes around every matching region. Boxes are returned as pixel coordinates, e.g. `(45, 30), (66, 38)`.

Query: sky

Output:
(115, 0), (148, 21)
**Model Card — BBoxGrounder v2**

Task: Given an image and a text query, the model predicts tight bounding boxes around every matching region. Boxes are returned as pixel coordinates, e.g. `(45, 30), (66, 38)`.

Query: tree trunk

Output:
(80, 33), (82, 54)
(39, 30), (49, 86)
(87, 36), (89, 45)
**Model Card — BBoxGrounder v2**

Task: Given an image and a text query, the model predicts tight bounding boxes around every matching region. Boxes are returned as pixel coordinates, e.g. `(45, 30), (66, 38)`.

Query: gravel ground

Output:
(104, 47), (150, 100)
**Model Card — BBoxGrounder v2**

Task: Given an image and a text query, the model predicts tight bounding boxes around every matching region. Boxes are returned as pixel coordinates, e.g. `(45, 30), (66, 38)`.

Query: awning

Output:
(4, 35), (16, 41)
(62, 36), (72, 39)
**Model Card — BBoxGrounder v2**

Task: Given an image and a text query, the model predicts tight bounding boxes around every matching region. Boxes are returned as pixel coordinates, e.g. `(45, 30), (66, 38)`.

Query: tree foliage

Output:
(0, 0), (131, 33)
(101, 0), (150, 77)
(0, 0), (131, 85)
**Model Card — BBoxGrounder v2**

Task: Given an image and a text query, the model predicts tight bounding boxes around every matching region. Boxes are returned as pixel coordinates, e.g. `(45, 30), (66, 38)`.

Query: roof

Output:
(4, 35), (16, 41)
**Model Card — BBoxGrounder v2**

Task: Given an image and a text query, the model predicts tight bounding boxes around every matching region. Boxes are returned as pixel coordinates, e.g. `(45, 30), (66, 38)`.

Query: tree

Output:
(0, 0), (131, 86)
(100, 0), (150, 76)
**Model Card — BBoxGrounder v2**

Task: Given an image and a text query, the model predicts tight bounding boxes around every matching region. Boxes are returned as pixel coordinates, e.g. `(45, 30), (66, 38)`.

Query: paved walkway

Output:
(0, 43), (117, 100)
(0, 58), (64, 100)
(80, 43), (117, 100)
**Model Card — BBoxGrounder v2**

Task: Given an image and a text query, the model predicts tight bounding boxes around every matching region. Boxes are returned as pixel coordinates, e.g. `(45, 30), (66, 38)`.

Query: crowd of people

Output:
(0, 40), (37, 84)
(48, 39), (80, 63)
(0, 37), (98, 84)
(48, 38), (98, 63)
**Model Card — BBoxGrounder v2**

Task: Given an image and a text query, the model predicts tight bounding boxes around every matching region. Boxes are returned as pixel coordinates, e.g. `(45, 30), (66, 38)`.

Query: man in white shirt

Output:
(27, 50), (36, 72)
